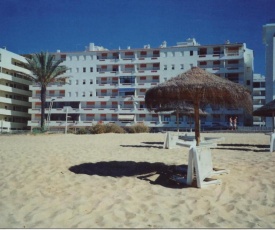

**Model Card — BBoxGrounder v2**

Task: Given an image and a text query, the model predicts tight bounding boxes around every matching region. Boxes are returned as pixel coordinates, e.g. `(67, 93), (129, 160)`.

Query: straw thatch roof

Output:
(253, 99), (275, 117)
(145, 67), (253, 145)
(145, 67), (252, 113)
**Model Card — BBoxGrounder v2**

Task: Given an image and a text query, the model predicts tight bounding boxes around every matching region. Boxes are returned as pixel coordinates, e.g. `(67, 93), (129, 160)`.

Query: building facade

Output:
(0, 48), (32, 132)
(263, 22), (275, 128)
(27, 38), (254, 131)
(252, 73), (266, 126)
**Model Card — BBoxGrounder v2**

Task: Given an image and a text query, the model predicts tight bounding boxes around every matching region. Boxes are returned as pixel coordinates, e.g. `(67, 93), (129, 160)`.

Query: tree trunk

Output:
(194, 100), (200, 146)
(40, 85), (46, 131)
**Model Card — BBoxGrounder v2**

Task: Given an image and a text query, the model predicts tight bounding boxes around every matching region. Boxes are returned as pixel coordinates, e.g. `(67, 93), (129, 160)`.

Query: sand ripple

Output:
(0, 133), (274, 228)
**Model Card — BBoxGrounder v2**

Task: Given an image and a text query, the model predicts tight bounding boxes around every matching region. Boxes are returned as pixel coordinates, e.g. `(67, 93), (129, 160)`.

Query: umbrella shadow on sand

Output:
(69, 161), (191, 189)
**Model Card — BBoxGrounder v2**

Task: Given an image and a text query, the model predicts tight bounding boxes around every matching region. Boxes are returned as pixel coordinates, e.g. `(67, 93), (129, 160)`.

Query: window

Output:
(213, 47), (221, 55)
(228, 60), (239, 64)
(180, 51), (184, 56)
(61, 54), (66, 60)
(69, 80), (72, 85)
(164, 115), (170, 121)
(83, 67), (86, 72)
(199, 61), (207, 66)
(152, 76), (159, 80)
(164, 65), (167, 70)
(172, 65), (175, 70)
(125, 51), (134, 56)
(153, 50), (160, 57)
(90, 67), (93, 72)
(82, 92), (85, 97)
(112, 65), (118, 71)
(90, 79), (93, 84)
(140, 64), (146, 68)
(75, 92), (78, 97)
(68, 92), (71, 97)
(76, 80), (79, 85)
(153, 63), (159, 69)
(90, 92), (93, 97)
(198, 48), (207, 55)
(76, 68), (79, 73)
(140, 51), (147, 56)
(120, 76), (135, 84)
(190, 51), (193, 56)
(113, 52), (119, 59)
(246, 80), (250, 85)
(83, 80), (86, 85)
(172, 52), (175, 57)
(180, 64), (184, 69)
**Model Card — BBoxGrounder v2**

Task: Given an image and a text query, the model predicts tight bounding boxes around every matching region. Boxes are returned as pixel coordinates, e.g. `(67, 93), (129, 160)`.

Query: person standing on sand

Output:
(229, 116), (233, 130)
(233, 117), (237, 130)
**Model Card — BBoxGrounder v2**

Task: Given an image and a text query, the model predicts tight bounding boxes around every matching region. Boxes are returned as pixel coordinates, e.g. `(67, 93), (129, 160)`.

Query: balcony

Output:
(0, 108), (30, 117)
(46, 83), (66, 89)
(0, 72), (31, 85)
(0, 97), (30, 106)
(0, 84), (31, 96)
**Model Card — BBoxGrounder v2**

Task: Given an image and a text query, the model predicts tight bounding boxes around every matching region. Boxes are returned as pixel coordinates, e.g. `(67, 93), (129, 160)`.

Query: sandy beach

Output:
(0, 132), (275, 228)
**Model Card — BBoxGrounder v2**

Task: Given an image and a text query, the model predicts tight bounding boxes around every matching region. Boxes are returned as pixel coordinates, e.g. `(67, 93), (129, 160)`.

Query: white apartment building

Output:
(263, 22), (275, 128)
(28, 38), (254, 131)
(0, 48), (32, 132)
(252, 73), (266, 126)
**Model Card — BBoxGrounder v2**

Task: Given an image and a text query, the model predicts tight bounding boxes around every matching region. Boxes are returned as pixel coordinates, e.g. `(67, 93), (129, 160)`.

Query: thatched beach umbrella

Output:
(253, 99), (275, 132)
(145, 67), (252, 146)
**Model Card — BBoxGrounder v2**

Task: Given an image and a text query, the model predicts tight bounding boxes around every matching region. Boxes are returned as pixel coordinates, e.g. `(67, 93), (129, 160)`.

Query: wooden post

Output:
(194, 101), (200, 146)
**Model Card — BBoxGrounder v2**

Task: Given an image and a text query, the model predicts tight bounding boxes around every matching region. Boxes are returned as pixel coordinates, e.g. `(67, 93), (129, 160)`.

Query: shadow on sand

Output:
(215, 143), (270, 152)
(69, 161), (190, 189)
(120, 142), (164, 149)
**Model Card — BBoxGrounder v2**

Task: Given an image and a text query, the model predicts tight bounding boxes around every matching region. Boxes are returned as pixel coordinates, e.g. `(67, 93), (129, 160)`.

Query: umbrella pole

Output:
(194, 101), (200, 146)
(177, 109), (179, 132)
(189, 115), (192, 132)
(272, 113), (274, 133)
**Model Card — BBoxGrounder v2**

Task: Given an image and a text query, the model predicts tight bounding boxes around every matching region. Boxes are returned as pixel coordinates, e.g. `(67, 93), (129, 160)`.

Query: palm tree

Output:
(24, 52), (68, 131)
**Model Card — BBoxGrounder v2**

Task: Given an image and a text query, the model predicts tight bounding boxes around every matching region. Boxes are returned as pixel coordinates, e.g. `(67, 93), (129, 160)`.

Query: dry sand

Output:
(0, 132), (274, 228)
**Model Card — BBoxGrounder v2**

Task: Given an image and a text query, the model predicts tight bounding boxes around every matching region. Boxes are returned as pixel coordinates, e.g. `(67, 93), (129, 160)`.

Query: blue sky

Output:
(1, 0), (274, 75)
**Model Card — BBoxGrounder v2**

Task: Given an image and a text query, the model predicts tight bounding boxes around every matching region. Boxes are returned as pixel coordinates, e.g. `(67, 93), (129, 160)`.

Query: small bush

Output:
(67, 128), (75, 134)
(105, 123), (125, 134)
(126, 123), (150, 133)
(89, 123), (106, 134)
(76, 128), (88, 134)
(32, 127), (46, 134)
